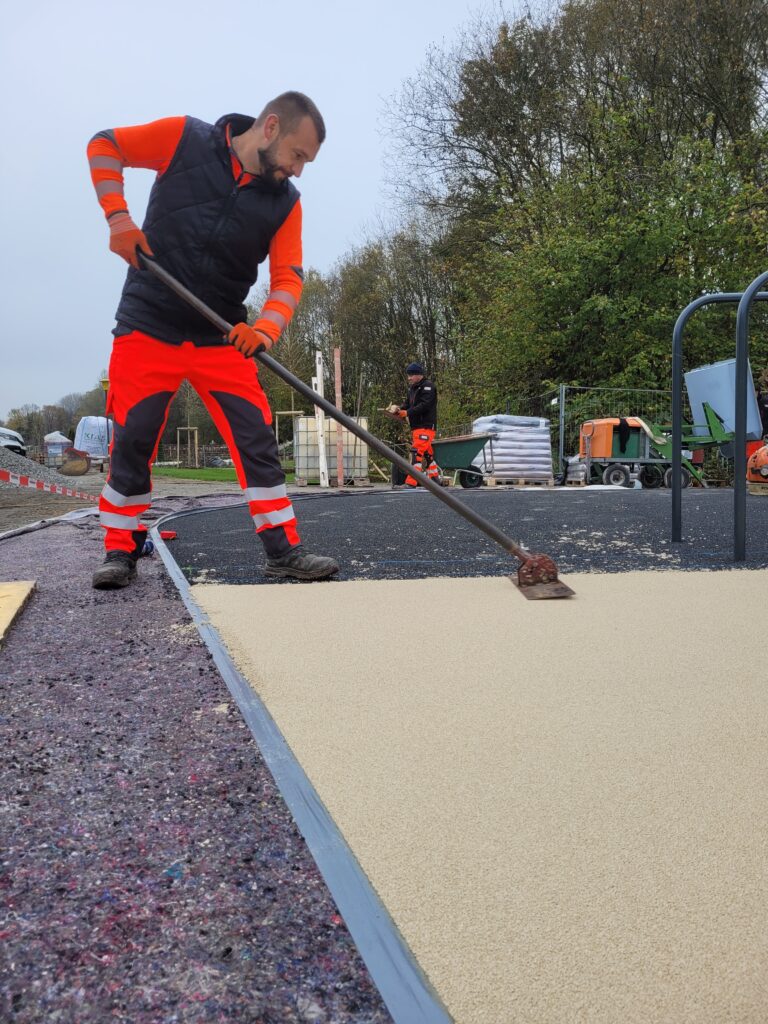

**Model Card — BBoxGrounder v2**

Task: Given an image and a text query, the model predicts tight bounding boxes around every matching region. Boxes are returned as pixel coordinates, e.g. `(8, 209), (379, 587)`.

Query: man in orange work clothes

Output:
(388, 363), (440, 487)
(87, 92), (339, 588)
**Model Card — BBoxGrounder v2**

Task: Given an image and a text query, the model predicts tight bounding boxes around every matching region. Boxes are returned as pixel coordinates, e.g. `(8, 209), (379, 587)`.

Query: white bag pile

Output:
(471, 414), (554, 482)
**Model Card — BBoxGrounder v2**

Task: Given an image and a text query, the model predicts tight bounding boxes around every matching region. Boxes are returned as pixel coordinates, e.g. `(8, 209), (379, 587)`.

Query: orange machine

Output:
(579, 418), (647, 459)
(747, 444), (768, 494)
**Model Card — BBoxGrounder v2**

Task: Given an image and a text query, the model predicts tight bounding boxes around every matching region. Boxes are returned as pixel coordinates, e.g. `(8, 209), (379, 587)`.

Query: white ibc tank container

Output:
(294, 416), (369, 483)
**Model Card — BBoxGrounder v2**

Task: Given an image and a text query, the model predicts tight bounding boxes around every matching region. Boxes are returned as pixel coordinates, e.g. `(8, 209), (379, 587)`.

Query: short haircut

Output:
(255, 91), (326, 145)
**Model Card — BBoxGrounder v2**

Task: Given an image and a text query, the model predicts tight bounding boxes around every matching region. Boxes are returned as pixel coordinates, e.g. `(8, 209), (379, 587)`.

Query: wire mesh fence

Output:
(505, 386), (690, 474)
(151, 382), (743, 486)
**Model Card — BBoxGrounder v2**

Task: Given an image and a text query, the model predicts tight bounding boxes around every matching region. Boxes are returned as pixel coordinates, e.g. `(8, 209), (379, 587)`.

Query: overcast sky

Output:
(0, 0), (486, 420)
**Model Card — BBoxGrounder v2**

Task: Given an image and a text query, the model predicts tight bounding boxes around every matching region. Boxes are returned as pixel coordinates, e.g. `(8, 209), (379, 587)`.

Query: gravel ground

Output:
(0, 491), (97, 535)
(0, 510), (392, 1024)
(0, 449), (105, 534)
(0, 469), (381, 536)
(0, 447), (92, 490)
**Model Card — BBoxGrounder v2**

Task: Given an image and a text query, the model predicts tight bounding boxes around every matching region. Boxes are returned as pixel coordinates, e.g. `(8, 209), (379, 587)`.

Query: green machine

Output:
(580, 403), (735, 488)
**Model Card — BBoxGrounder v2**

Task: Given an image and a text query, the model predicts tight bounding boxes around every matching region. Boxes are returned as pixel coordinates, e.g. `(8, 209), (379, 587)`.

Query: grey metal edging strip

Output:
(150, 511), (454, 1024)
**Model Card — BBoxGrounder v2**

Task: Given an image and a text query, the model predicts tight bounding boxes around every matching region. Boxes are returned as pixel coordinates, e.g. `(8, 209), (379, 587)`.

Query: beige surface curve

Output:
(194, 571), (768, 1024)
(0, 580), (35, 647)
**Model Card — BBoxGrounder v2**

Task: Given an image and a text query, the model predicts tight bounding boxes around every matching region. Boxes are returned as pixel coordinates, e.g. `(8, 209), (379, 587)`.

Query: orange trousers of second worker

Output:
(405, 428), (441, 486)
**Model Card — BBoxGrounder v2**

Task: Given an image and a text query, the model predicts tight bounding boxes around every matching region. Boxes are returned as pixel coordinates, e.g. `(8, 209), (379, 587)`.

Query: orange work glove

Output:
(399, 409), (408, 419)
(228, 322), (273, 357)
(108, 212), (153, 269)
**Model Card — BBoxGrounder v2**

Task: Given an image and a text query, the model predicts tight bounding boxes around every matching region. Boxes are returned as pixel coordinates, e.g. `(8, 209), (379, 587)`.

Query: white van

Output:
(0, 426), (27, 457)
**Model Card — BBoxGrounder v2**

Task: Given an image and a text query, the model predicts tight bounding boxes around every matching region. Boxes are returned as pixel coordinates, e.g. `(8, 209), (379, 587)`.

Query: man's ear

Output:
(263, 113), (280, 141)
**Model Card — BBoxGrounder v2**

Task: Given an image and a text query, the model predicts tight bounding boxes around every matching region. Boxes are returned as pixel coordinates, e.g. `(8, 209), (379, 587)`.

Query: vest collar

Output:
(215, 113), (290, 195)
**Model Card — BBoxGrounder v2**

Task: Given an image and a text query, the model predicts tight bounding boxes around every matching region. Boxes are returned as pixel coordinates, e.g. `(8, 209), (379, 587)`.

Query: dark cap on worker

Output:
(406, 362), (424, 375)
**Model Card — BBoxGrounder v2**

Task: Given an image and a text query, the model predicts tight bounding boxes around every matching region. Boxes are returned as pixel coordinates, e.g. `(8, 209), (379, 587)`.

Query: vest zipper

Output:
(197, 174), (244, 299)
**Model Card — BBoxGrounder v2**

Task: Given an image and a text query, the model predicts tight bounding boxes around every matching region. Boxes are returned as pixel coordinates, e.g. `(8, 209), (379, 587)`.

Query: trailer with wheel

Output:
(577, 405), (735, 487)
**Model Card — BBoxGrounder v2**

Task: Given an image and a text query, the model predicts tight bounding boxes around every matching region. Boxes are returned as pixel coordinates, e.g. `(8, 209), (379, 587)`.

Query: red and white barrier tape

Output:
(0, 468), (99, 502)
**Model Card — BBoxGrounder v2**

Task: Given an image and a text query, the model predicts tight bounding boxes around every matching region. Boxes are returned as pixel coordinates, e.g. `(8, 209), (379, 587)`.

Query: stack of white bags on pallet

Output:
(471, 414), (554, 482)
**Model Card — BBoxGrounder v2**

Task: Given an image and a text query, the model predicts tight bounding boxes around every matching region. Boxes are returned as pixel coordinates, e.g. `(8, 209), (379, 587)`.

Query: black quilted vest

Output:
(114, 113), (299, 345)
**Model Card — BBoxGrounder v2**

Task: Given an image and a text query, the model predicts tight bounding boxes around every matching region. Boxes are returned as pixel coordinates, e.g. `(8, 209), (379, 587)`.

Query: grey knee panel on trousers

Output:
(209, 391), (284, 487)
(110, 391), (175, 496)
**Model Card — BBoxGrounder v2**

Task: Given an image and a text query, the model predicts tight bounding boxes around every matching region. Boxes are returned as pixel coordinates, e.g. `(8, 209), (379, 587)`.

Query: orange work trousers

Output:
(405, 428), (441, 486)
(99, 329), (300, 559)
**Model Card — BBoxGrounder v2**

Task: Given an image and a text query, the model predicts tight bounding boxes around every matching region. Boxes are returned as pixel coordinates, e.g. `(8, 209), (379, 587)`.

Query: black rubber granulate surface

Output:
(165, 487), (768, 584)
(0, 512), (392, 1024)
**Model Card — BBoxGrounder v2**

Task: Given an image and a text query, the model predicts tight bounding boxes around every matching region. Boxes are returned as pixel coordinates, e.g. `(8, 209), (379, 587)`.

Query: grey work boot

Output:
(265, 545), (339, 581)
(92, 551), (138, 590)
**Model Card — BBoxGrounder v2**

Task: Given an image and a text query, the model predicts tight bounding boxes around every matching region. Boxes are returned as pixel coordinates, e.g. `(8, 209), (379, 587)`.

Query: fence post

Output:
(334, 347), (344, 487)
(734, 272), (768, 560)
(558, 384), (566, 474)
(314, 350), (329, 488)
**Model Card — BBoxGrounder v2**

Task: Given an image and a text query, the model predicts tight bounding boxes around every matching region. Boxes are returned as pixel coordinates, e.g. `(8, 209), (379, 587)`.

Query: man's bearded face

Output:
(257, 138), (288, 186)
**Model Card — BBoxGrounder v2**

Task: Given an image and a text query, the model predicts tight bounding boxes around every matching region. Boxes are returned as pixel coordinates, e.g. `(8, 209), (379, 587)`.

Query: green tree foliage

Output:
(262, 228), (464, 436)
(384, 0), (768, 408)
(14, 1), (768, 434)
(6, 403), (78, 447)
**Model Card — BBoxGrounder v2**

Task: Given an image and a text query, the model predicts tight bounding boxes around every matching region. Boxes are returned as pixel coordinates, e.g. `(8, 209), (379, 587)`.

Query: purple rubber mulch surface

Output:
(0, 505), (393, 1024)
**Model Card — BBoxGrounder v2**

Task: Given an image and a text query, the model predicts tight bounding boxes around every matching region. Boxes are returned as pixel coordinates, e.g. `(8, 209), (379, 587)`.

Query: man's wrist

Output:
(252, 318), (280, 345)
(108, 211), (136, 233)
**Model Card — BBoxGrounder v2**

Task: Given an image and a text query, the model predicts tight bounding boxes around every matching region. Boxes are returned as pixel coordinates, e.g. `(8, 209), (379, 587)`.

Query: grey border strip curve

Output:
(150, 510), (454, 1024)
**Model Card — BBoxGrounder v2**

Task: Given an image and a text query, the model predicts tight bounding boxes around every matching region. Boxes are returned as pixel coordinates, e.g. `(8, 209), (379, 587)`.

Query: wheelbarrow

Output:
(432, 433), (493, 488)
(388, 432), (493, 487)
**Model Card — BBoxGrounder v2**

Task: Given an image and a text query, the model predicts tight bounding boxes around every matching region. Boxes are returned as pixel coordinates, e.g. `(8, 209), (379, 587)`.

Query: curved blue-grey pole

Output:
(672, 293), (742, 542)
(672, 290), (768, 544)
(734, 272), (768, 559)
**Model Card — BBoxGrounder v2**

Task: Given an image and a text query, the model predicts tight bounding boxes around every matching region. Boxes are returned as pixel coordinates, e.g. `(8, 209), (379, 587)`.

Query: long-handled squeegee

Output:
(140, 255), (575, 599)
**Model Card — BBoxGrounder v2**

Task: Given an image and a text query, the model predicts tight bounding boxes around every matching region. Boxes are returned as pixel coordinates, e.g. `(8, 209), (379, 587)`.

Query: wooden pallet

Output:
(485, 477), (554, 488)
(565, 479), (588, 486)
(748, 481), (768, 495)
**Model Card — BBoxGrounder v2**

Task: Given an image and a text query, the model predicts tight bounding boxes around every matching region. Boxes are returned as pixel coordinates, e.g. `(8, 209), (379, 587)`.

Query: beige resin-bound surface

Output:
(0, 580), (35, 646)
(193, 572), (768, 1024)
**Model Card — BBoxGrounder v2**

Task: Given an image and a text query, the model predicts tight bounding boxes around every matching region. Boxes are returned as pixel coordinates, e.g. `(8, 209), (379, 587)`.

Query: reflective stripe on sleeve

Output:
(96, 179), (124, 198)
(268, 289), (299, 311)
(260, 309), (288, 330)
(89, 155), (124, 171)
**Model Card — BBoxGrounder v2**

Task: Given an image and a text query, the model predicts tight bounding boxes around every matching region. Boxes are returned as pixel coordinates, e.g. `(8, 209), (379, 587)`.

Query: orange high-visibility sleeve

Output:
(253, 201), (304, 343)
(87, 117), (186, 221)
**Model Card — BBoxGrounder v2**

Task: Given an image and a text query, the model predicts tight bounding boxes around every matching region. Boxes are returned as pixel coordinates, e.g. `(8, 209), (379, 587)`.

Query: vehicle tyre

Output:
(602, 464), (631, 487)
(639, 464), (664, 489)
(663, 466), (691, 488)
(458, 469), (483, 488)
